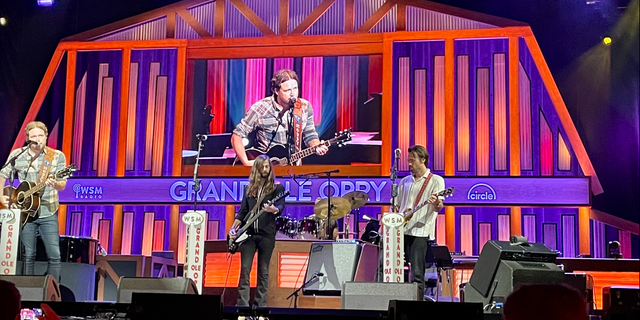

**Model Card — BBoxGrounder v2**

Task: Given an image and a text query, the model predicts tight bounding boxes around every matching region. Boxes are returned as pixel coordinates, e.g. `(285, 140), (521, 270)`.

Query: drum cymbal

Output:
(342, 191), (368, 209)
(314, 197), (351, 220)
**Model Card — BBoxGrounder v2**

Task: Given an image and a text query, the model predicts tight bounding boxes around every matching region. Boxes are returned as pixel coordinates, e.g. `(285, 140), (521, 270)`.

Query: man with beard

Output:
(230, 155), (286, 307)
(396, 145), (445, 300)
(1, 121), (67, 282)
(231, 69), (328, 166)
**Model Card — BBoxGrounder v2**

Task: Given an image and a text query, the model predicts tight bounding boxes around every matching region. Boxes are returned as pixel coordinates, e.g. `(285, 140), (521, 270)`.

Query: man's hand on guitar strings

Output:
(314, 141), (329, 156)
(263, 202), (279, 214)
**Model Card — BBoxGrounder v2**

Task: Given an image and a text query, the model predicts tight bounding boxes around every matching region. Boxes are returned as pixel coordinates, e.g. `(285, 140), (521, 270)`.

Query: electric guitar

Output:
(1, 164), (77, 227)
(403, 187), (455, 225)
(227, 191), (290, 254)
(233, 129), (352, 166)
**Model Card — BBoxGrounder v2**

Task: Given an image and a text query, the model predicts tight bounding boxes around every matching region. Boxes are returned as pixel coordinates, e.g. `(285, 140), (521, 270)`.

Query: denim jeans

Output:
(237, 235), (275, 307)
(405, 235), (430, 300)
(21, 214), (61, 282)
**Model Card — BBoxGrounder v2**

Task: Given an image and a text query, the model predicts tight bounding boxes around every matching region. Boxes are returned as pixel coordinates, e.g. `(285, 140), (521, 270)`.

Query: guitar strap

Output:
(412, 172), (434, 209)
(36, 147), (56, 186)
(291, 100), (304, 153)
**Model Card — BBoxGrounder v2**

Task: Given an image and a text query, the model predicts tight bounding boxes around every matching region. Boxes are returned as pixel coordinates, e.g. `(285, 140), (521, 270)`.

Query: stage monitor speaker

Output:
(563, 272), (594, 311)
(341, 282), (419, 310)
(388, 300), (483, 320)
(303, 241), (378, 295)
(603, 286), (640, 311)
(0, 275), (61, 301)
(116, 277), (198, 303)
(129, 292), (222, 320)
(464, 241), (564, 306)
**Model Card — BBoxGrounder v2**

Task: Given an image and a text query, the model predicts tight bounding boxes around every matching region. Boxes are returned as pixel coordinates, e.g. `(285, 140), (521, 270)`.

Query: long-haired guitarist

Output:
(231, 69), (328, 166)
(0, 121), (67, 282)
(397, 145), (445, 300)
(229, 155), (286, 307)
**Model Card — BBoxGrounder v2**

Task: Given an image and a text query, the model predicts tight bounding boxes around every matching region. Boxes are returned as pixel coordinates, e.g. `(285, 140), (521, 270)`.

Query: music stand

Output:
(426, 244), (455, 302)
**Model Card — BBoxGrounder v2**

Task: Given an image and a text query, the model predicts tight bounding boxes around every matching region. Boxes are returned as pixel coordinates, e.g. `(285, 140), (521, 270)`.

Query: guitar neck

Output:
(289, 139), (335, 163)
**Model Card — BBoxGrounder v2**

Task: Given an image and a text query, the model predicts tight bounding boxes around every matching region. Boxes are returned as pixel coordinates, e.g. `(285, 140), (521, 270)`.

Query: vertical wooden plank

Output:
(381, 37), (394, 175)
(117, 48), (131, 176)
(166, 12), (176, 39)
(279, 0), (290, 36)
(57, 205), (67, 235)
(510, 206), (521, 238)
(579, 207), (591, 256)
(344, 0), (354, 33)
(63, 50), (76, 163)
(444, 38), (455, 175)
(396, 3), (406, 31)
(170, 205), (180, 261)
(226, 205), (236, 234)
(214, 0), (225, 37)
(509, 36), (521, 175)
(112, 205), (123, 254)
(445, 206), (455, 251)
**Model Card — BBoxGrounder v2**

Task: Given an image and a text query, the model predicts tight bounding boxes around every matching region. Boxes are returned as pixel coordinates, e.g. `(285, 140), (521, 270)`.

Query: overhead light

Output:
(37, 0), (54, 7)
(602, 36), (612, 45)
(0, 17), (7, 26)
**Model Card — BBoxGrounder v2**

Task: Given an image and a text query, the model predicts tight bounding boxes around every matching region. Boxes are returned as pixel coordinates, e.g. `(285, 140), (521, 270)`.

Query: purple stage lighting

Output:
(37, 0), (54, 7)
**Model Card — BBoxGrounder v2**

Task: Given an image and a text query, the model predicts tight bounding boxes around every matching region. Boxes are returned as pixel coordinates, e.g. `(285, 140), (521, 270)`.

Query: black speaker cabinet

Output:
(116, 277), (198, 303)
(129, 292), (222, 320)
(341, 282), (419, 310)
(303, 241), (378, 295)
(388, 300), (483, 320)
(0, 275), (61, 301)
(603, 286), (640, 311)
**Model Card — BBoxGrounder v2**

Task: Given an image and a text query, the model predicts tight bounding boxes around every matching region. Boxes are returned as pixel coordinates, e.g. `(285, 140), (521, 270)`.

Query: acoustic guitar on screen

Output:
(233, 129), (352, 166)
(1, 164), (77, 227)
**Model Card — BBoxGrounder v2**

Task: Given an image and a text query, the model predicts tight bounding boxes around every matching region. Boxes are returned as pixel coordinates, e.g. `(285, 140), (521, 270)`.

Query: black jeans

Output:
(237, 234), (275, 307)
(404, 235), (429, 300)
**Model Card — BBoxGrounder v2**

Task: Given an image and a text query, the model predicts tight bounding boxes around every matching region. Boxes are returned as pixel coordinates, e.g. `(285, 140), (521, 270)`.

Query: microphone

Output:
(313, 271), (324, 277)
(196, 134), (208, 141)
(289, 97), (297, 106)
(25, 140), (38, 147)
(394, 148), (401, 158)
(362, 214), (379, 221)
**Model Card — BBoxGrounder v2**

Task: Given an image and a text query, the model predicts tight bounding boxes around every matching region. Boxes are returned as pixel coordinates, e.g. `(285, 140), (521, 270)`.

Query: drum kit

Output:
(275, 191), (369, 240)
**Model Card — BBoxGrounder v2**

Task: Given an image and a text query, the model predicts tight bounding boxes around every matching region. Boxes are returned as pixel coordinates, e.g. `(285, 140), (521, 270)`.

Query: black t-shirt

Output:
(235, 184), (286, 237)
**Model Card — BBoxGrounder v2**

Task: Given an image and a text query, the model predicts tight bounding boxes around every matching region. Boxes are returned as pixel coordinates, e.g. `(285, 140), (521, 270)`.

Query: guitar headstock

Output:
(333, 129), (352, 148)
(57, 164), (78, 179)
(437, 187), (455, 198)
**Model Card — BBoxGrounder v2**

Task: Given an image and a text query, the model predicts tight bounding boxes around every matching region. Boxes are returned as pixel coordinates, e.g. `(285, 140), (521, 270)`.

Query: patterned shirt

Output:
(233, 96), (319, 152)
(398, 169), (445, 238)
(1, 147), (67, 218)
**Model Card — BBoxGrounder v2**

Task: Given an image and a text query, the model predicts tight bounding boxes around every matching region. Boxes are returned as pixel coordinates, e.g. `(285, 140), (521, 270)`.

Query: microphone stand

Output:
(192, 136), (205, 211)
(286, 273), (320, 308)
(292, 169), (340, 240)
(390, 152), (399, 212)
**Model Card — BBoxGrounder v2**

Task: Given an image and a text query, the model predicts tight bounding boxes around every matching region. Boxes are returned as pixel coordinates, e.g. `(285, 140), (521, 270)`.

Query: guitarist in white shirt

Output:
(396, 145), (445, 300)
(229, 155), (286, 307)
(0, 121), (67, 282)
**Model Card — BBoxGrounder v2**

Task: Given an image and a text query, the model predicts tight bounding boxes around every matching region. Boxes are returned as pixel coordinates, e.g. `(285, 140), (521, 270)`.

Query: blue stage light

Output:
(37, 0), (54, 7)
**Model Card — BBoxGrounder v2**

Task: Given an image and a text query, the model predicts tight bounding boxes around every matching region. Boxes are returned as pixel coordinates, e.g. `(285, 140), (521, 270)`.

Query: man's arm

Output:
(231, 133), (253, 166)
(0, 177), (7, 207)
(302, 104), (328, 155)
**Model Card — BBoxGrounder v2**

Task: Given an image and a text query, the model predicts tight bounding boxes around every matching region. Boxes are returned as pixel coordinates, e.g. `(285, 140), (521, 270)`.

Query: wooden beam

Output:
(228, 0), (276, 36)
(166, 12), (176, 38)
(279, 0), (289, 35)
(509, 36), (520, 175)
(290, 0), (337, 35)
(187, 42), (383, 59)
(214, 0), (225, 37)
(444, 38), (455, 175)
(381, 38), (394, 176)
(344, 0), (355, 33)
(116, 48), (131, 176)
(11, 47), (65, 151)
(187, 33), (384, 48)
(170, 205), (180, 261)
(522, 30), (603, 195)
(382, 26), (529, 41)
(396, 2), (406, 31)
(59, 39), (187, 50)
(62, 49), (76, 162)
(58, 205), (67, 235)
(357, 0), (396, 33)
(176, 8), (213, 38)
(174, 45), (188, 176)
(62, 0), (209, 41)
(590, 208), (639, 235)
